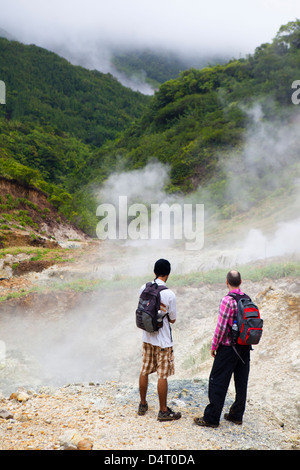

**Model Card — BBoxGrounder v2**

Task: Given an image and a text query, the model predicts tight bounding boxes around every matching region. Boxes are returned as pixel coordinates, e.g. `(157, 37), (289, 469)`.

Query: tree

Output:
(275, 19), (300, 50)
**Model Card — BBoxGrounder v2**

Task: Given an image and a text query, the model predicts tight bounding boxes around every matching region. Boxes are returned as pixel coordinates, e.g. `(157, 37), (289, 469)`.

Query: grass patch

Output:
(51, 274), (149, 293)
(168, 262), (300, 287)
(0, 246), (74, 262)
(0, 260), (299, 303)
(32, 260), (300, 294)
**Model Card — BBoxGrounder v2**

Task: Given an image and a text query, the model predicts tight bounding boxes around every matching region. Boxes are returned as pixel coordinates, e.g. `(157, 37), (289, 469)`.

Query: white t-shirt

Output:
(140, 278), (177, 348)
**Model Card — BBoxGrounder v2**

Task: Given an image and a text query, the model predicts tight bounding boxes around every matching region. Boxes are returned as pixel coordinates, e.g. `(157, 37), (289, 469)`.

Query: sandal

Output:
(157, 407), (181, 421)
(138, 402), (148, 416)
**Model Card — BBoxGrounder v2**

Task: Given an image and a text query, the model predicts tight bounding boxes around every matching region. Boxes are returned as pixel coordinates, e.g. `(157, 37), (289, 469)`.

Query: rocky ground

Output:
(0, 379), (297, 451)
(0, 240), (299, 451)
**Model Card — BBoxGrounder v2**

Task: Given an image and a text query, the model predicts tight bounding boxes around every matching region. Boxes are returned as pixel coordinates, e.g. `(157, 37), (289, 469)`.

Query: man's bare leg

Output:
(157, 378), (168, 412)
(139, 372), (148, 405)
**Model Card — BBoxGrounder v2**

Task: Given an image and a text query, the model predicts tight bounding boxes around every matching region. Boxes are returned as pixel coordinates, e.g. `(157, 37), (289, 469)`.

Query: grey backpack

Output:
(136, 282), (168, 333)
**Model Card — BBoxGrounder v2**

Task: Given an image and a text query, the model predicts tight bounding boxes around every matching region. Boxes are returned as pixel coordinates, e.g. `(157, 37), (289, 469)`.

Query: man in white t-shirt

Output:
(138, 259), (181, 422)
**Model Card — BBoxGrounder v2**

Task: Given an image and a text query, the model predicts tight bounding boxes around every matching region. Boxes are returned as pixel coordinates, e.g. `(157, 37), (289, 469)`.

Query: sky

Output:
(1, 0), (299, 58)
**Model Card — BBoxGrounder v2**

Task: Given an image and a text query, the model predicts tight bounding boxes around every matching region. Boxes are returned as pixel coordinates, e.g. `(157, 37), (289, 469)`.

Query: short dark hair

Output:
(154, 259), (171, 277)
(226, 270), (241, 287)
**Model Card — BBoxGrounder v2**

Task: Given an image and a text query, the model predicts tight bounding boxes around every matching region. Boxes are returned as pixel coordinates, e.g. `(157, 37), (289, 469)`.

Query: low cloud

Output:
(1, 1), (299, 63)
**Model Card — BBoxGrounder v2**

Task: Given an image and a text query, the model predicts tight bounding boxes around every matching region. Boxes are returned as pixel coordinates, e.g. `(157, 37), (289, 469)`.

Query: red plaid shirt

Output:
(211, 288), (244, 351)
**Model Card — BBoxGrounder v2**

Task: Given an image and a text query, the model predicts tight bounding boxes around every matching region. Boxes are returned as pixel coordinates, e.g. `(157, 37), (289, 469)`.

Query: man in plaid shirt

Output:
(194, 270), (251, 428)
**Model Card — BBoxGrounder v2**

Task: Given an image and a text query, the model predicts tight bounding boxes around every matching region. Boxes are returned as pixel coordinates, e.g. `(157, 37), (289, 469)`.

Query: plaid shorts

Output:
(140, 342), (175, 379)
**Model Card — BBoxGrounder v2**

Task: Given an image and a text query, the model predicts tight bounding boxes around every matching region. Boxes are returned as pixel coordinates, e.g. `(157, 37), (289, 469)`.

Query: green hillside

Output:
(1, 20), (300, 238)
(93, 20), (300, 211)
(0, 38), (150, 145)
(0, 37), (150, 233)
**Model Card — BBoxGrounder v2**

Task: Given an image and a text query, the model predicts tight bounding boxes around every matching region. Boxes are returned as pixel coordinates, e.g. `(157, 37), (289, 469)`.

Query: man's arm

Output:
(211, 297), (233, 355)
(160, 300), (176, 323)
(165, 292), (177, 323)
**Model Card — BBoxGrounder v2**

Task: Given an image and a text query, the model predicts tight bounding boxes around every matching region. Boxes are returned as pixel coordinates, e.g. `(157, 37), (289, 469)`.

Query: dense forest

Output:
(0, 20), (300, 235)
(0, 38), (150, 232)
(0, 38), (150, 144)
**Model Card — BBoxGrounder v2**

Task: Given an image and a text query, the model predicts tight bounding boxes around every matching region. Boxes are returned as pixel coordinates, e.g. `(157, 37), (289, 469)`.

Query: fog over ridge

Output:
(1, 0), (299, 93)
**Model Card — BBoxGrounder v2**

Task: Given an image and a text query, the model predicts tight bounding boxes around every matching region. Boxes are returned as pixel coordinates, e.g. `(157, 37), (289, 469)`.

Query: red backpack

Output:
(229, 293), (263, 345)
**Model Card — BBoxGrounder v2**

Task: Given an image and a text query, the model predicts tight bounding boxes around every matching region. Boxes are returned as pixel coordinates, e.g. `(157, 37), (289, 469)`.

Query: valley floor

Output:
(0, 240), (299, 451)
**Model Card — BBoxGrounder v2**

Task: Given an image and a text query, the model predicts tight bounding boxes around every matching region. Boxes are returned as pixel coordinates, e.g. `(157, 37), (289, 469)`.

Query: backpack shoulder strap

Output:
(228, 292), (251, 302)
(143, 282), (168, 294)
(152, 280), (168, 291)
(158, 285), (168, 292)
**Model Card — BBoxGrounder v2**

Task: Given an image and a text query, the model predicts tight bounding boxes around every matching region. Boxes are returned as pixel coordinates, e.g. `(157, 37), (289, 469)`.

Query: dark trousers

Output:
(204, 344), (251, 425)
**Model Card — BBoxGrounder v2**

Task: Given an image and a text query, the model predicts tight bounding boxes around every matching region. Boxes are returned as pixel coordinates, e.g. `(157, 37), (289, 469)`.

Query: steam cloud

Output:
(224, 103), (300, 262)
(0, 289), (141, 393)
(96, 102), (300, 264)
(97, 161), (171, 207)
